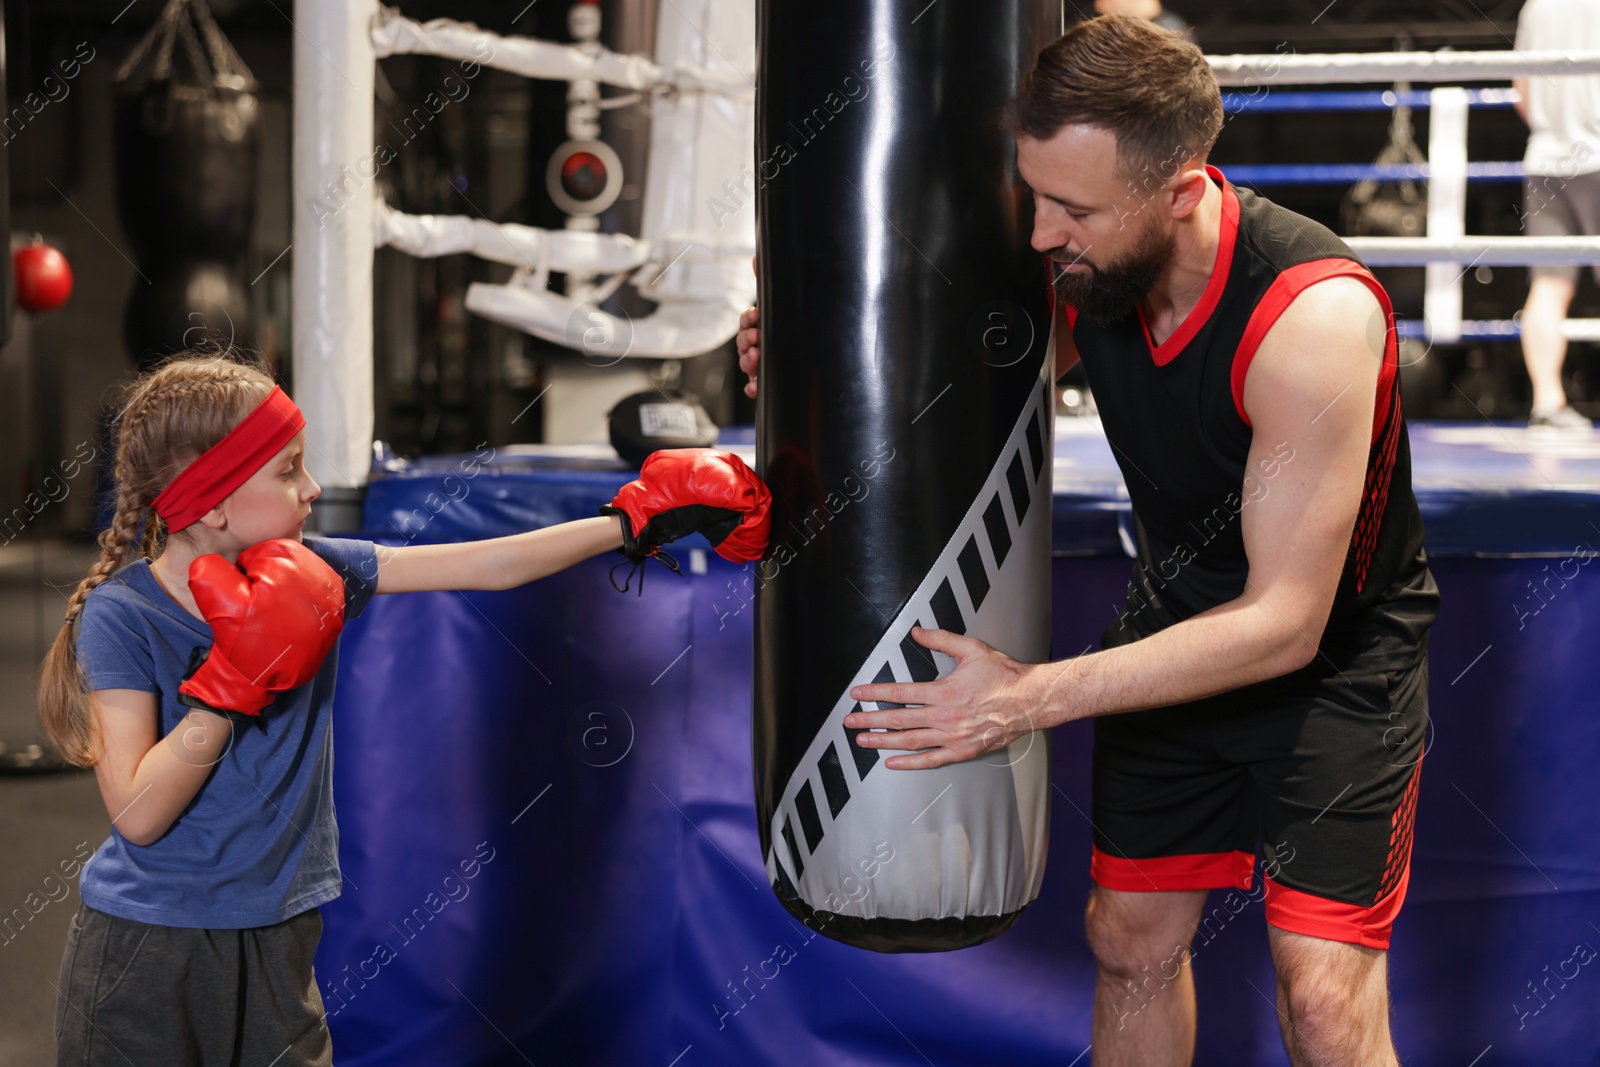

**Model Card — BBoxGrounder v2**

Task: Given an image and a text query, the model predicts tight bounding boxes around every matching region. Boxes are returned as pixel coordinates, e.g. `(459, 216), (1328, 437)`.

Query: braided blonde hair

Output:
(39, 350), (278, 766)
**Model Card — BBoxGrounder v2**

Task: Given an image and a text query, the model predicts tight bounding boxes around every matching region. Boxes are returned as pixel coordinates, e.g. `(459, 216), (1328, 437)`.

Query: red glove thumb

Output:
(184, 550), (252, 627)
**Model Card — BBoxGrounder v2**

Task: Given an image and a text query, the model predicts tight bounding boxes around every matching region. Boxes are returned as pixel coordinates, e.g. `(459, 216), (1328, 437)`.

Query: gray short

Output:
(55, 905), (333, 1067)
(1523, 168), (1600, 286)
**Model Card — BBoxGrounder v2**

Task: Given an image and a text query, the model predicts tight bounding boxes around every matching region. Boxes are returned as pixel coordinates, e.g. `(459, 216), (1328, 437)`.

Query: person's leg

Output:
(1245, 653), (1430, 1067)
(52, 905), (219, 1067)
(240, 908), (333, 1067)
(1086, 886), (1207, 1066)
(1520, 172), (1586, 421)
(1522, 272), (1577, 413)
(1089, 700), (1258, 1067)
(1268, 927), (1397, 1067)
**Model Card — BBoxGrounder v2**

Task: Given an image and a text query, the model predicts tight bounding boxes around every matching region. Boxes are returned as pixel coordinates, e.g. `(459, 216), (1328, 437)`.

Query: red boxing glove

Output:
(177, 539), (346, 722)
(602, 448), (772, 569)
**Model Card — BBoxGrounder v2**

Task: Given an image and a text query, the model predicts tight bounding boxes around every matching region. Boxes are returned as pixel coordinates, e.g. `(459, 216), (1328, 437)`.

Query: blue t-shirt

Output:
(74, 534), (379, 929)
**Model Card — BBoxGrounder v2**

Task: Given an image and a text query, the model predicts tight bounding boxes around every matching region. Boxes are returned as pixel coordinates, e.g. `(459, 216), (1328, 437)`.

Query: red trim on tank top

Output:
(1230, 261), (1399, 449)
(1140, 165), (1239, 367)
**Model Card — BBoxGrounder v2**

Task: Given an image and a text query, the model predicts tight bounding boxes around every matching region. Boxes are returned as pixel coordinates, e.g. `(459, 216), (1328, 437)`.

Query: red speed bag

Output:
(15, 241), (73, 313)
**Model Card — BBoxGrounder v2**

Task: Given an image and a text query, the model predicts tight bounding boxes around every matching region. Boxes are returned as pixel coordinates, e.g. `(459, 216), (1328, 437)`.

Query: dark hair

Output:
(1012, 15), (1222, 185)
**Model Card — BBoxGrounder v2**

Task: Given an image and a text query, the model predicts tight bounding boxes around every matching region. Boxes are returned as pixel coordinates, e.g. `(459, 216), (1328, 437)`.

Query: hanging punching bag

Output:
(754, 0), (1056, 952)
(114, 0), (259, 369)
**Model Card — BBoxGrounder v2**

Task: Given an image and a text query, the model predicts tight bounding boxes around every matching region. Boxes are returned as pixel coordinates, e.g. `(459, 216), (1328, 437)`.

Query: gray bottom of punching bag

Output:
(761, 377), (1056, 953)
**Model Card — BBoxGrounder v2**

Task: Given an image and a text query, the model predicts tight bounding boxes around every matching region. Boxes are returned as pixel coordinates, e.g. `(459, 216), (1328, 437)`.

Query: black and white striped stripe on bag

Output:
(765, 369), (1055, 949)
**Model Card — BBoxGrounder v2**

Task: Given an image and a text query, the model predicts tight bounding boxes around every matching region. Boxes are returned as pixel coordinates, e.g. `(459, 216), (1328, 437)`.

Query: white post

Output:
(293, 0), (376, 529)
(565, 1), (603, 303)
(1424, 87), (1469, 345)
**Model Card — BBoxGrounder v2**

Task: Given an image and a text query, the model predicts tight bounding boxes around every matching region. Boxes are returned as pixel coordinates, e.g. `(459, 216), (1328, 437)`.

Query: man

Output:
(738, 16), (1437, 1067)
(1513, 0), (1600, 435)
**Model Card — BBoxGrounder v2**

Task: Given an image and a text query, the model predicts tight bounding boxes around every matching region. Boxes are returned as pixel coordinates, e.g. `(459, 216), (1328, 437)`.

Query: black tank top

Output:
(1068, 168), (1437, 667)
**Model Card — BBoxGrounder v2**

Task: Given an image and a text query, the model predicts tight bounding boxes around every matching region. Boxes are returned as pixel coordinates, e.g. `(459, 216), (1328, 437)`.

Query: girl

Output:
(39, 351), (767, 1066)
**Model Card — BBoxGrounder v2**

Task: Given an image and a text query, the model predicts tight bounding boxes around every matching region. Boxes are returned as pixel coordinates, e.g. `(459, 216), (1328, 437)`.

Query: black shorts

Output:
(1090, 649), (1429, 950)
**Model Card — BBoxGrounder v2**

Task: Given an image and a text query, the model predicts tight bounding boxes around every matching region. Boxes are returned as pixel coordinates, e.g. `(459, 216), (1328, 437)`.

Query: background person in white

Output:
(1514, 0), (1600, 434)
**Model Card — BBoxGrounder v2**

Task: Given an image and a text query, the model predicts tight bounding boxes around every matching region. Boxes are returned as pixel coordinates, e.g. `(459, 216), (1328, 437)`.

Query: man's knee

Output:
(1279, 966), (1349, 1034)
(1084, 887), (1201, 980)
(1274, 932), (1390, 1037)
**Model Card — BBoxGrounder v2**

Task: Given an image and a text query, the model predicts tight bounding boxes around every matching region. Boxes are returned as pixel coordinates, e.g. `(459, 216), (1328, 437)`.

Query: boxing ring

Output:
(319, 423), (1600, 1067)
(287, 13), (1600, 1066)
(1219, 83), (1600, 344)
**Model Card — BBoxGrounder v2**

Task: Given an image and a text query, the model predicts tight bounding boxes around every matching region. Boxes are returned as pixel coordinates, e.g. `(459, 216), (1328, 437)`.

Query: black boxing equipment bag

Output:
(113, 1), (259, 266)
(122, 257), (255, 365)
(114, 0), (259, 369)
(608, 388), (719, 469)
(754, 0), (1056, 952)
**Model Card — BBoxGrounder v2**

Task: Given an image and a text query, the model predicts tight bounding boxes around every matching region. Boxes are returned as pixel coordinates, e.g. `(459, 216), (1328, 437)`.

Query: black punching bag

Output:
(754, 1), (1056, 952)
(114, 0), (258, 369)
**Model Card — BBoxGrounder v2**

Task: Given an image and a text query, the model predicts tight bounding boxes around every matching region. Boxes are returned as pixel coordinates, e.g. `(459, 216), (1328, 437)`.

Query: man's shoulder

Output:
(1232, 185), (1353, 268)
(1274, 274), (1384, 331)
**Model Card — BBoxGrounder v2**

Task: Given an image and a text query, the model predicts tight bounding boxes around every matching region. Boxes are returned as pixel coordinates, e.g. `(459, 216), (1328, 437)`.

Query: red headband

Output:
(150, 386), (307, 532)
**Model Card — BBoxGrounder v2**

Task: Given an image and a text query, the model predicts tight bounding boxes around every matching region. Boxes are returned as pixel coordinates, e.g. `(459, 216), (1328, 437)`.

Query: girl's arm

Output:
(91, 689), (235, 846)
(374, 515), (624, 595)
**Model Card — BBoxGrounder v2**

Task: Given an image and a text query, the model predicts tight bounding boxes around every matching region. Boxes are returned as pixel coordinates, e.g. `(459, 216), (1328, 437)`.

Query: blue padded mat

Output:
(318, 421), (1600, 1067)
(363, 420), (1600, 557)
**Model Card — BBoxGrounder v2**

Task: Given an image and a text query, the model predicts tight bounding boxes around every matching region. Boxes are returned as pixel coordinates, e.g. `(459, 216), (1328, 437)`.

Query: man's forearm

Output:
(1032, 595), (1318, 727)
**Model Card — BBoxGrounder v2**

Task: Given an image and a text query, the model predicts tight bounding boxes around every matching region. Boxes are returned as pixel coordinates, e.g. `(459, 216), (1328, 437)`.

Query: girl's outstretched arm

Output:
(91, 689), (236, 846)
(374, 448), (771, 595)
(374, 515), (624, 594)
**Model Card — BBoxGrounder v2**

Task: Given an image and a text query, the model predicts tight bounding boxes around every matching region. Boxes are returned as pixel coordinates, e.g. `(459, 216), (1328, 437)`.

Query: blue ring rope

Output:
(1222, 162), (1525, 185)
(1222, 88), (1520, 114)
(1393, 320), (1527, 341)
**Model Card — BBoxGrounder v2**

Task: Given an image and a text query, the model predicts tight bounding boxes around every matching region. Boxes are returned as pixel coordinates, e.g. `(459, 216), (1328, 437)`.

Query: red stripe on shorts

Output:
(1263, 865), (1411, 950)
(1091, 846), (1256, 893)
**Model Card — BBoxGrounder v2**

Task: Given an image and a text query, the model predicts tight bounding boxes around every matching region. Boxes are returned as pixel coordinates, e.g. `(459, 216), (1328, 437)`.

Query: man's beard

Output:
(1049, 218), (1175, 326)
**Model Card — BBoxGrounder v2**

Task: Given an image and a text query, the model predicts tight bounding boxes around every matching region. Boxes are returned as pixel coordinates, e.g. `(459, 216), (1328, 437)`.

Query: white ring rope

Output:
(1346, 236), (1600, 267)
(1209, 49), (1600, 86)
(371, 6), (750, 94)
(374, 201), (651, 274)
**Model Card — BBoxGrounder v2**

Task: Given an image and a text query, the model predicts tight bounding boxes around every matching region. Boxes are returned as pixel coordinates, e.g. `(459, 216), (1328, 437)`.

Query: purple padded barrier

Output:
(318, 424), (1600, 1066)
